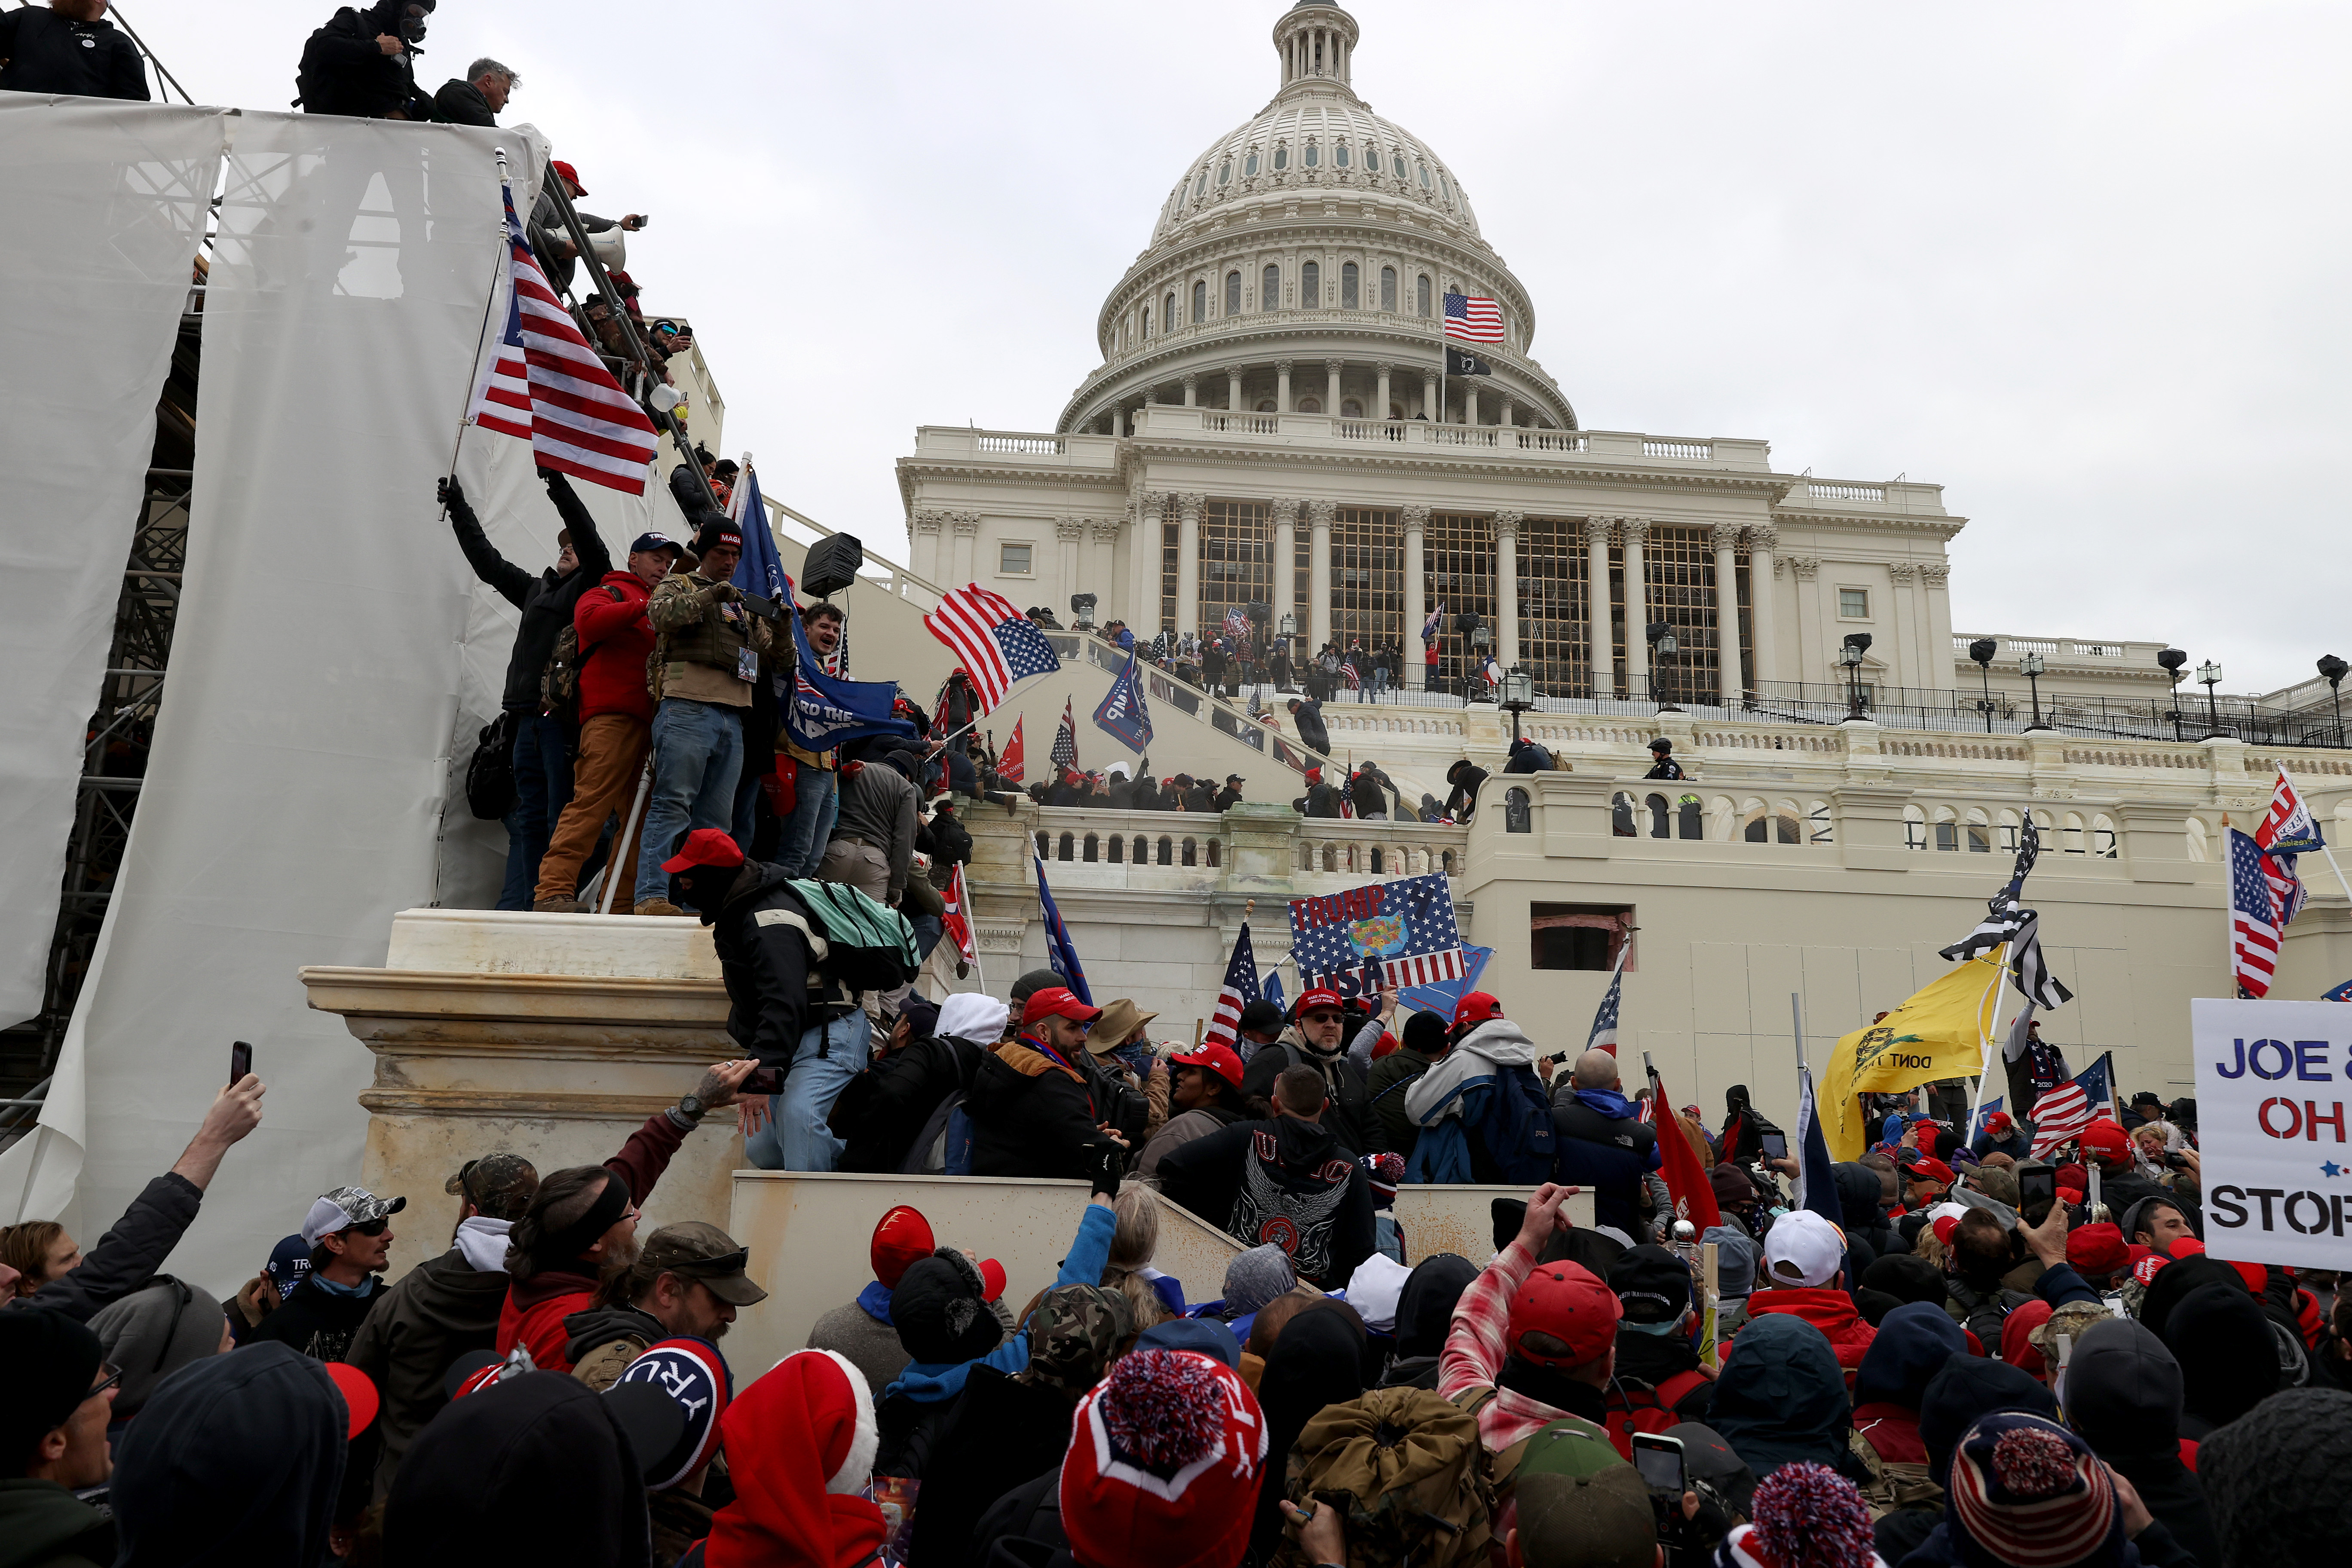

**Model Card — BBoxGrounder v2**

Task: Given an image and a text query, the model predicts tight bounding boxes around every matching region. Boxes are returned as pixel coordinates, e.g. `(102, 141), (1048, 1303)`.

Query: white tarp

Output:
(2190, 998), (2352, 1269)
(0, 106), (614, 1292)
(0, 98), (227, 1029)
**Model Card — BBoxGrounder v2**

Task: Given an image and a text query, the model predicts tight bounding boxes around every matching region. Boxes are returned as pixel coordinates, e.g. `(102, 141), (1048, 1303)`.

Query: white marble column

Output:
(1325, 359), (1342, 416)
(1175, 493), (1204, 640)
(1788, 556), (1821, 680)
(910, 511), (943, 584)
(1088, 518), (1119, 617)
(950, 512), (980, 585)
(1712, 522), (1743, 704)
(1227, 364), (1243, 413)
(1495, 510), (1522, 668)
(1464, 386), (1479, 426)
(1746, 524), (1779, 689)
(1307, 498), (1335, 653)
(1889, 562), (1920, 689)
(1182, 374), (1198, 409)
(1402, 503), (1429, 689)
(1422, 371), (1438, 422)
(1271, 498), (1298, 649)
(1277, 359), (1293, 413)
(1921, 563), (1954, 687)
(1057, 517), (1084, 617)
(1584, 517), (1614, 698)
(1622, 517), (1651, 697)
(1499, 395), (1516, 428)
(1133, 493), (1166, 636)
(1375, 362), (1392, 422)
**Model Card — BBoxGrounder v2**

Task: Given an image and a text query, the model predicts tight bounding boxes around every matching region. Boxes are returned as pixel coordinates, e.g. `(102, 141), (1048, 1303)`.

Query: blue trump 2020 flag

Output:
(727, 460), (789, 605)
(1035, 854), (1091, 1004)
(1093, 652), (1154, 753)
(784, 603), (914, 754)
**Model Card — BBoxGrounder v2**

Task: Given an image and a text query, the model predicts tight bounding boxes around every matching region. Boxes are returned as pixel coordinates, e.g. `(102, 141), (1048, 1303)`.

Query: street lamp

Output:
(1069, 592), (1097, 631)
(1646, 620), (1681, 712)
(1838, 632), (1872, 721)
(1500, 665), (1536, 744)
(2198, 660), (2223, 737)
(1968, 638), (1998, 732)
(2157, 648), (2188, 742)
(2018, 651), (2048, 731)
(2318, 654), (2348, 746)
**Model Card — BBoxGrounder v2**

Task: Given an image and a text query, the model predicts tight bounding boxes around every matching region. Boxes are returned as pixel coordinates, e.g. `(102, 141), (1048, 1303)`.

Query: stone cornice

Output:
(1110, 438), (1795, 496)
(1771, 505), (1968, 541)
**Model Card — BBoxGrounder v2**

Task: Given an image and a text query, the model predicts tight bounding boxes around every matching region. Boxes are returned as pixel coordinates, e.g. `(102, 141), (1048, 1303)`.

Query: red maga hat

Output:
(1452, 991), (1505, 1029)
(661, 828), (744, 874)
(1292, 987), (1345, 1017)
(1021, 986), (1103, 1027)
(1168, 1041), (1245, 1089)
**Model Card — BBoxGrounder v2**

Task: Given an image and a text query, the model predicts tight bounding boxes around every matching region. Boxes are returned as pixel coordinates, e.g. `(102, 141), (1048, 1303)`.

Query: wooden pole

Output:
(1700, 1240), (1721, 1367)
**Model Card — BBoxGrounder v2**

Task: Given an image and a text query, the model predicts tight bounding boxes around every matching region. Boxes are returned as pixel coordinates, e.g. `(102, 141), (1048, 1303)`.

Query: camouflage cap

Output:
(446, 1154), (539, 1220)
(1018, 1283), (1132, 1396)
(642, 1220), (769, 1307)
(2029, 1299), (2113, 1360)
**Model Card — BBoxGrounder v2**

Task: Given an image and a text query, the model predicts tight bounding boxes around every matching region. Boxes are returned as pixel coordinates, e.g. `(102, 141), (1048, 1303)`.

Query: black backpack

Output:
(464, 712), (518, 820)
(541, 584), (625, 727)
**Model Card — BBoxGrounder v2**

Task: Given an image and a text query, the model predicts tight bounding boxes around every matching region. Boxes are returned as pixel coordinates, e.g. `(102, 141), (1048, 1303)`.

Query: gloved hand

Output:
(703, 581), (742, 605)
(437, 475), (462, 507)
(1088, 1139), (1127, 1199)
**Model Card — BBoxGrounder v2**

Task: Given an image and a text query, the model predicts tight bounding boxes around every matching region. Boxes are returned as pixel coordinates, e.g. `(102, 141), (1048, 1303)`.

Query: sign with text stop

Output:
(2191, 999), (2352, 1270)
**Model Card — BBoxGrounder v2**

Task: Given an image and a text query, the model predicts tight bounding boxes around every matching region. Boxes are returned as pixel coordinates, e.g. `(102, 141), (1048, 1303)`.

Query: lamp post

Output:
(1838, 631), (1872, 721)
(2018, 651), (2048, 731)
(1069, 592), (1097, 631)
(1501, 665), (1535, 745)
(1968, 638), (1998, 732)
(1470, 621), (1492, 705)
(1646, 620), (1681, 713)
(2157, 648), (2188, 742)
(2198, 659), (2223, 737)
(2318, 654), (2348, 747)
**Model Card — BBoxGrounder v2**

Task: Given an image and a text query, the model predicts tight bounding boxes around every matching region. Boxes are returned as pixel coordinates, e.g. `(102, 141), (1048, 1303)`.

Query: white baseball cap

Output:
(1762, 1210), (1846, 1289)
(301, 1185), (406, 1249)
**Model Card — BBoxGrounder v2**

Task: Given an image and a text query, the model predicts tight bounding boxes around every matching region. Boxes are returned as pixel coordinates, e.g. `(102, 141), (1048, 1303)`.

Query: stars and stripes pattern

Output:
(2228, 826), (2283, 997)
(1939, 817), (2045, 962)
(1050, 698), (1078, 771)
(2255, 766), (2323, 925)
(1286, 872), (1465, 990)
(2027, 1058), (2113, 1159)
(1422, 603), (1446, 643)
(1442, 291), (1504, 344)
(1225, 606), (1250, 641)
(2007, 910), (2075, 1010)
(1202, 922), (1262, 1051)
(923, 585), (1062, 710)
(1587, 945), (1625, 1053)
(466, 180), (657, 493)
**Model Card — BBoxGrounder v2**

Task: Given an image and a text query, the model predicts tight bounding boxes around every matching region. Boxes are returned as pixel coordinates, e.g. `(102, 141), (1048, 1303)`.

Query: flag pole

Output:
(1969, 946), (2012, 1133)
(2281, 768), (2352, 904)
(599, 757), (654, 915)
(442, 147), (514, 521)
(1790, 990), (1807, 1075)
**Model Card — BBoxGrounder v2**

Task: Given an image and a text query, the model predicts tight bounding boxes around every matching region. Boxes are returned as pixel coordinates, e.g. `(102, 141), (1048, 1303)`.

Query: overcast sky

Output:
(138, 1), (2350, 697)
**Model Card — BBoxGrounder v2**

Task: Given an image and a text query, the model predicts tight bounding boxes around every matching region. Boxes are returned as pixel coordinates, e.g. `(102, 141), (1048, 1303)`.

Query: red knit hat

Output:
(1061, 1349), (1269, 1568)
(2066, 1223), (2129, 1277)
(708, 1351), (883, 1567)
(870, 1205), (934, 1289)
(1506, 1260), (1622, 1369)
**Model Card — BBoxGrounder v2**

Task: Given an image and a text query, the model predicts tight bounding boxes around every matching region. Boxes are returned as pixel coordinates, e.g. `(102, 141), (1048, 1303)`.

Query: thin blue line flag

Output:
(1794, 1062), (1844, 1228)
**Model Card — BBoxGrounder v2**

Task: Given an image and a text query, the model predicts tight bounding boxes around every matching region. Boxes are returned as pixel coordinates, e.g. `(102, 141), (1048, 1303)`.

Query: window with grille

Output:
(1263, 263), (1280, 310)
(1424, 513), (1495, 688)
(1226, 271), (1241, 315)
(1381, 266), (1396, 311)
(1199, 500), (1271, 640)
(1416, 274), (1432, 316)
(1302, 260), (1320, 306)
(1516, 518), (1591, 696)
(1192, 280), (1206, 324)
(1330, 508), (1402, 651)
(1341, 262), (1359, 309)
(1639, 527), (1737, 707)
(1839, 588), (1870, 619)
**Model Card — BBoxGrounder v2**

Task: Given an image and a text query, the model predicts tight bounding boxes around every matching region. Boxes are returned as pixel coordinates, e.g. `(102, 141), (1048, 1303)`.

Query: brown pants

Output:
(536, 714), (649, 910)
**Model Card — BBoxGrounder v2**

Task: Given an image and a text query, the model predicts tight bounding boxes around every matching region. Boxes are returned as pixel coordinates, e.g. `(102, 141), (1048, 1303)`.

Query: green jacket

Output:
(1366, 1045), (1439, 1158)
(0, 1479), (114, 1568)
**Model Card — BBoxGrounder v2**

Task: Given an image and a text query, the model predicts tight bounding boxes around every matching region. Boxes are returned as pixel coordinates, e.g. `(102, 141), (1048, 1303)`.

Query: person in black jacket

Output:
(1443, 758), (1489, 821)
(430, 56), (514, 125)
(1348, 763), (1392, 820)
(296, 1), (435, 120)
(1294, 766), (1345, 818)
(1644, 738), (1685, 779)
(1214, 774), (1246, 811)
(442, 471), (612, 910)
(1602, 1245), (1716, 1438)
(1155, 1065), (1377, 1289)
(0, 2), (149, 98)
(830, 999), (990, 1173)
(1551, 1048), (1661, 1237)
(965, 988), (1127, 1181)
(247, 1185), (404, 1363)
(1286, 695), (1330, 755)
(1235, 987), (1383, 1158)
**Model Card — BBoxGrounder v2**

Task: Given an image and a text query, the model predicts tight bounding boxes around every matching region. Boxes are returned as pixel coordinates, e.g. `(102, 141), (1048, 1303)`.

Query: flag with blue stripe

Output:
(1035, 854), (1091, 1004)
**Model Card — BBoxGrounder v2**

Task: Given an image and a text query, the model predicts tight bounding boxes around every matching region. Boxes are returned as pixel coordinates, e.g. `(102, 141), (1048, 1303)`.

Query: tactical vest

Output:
(647, 572), (755, 699)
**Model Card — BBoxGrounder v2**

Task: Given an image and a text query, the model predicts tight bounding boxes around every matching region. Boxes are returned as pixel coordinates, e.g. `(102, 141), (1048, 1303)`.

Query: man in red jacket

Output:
(534, 530), (682, 912)
(1738, 1209), (1876, 1387)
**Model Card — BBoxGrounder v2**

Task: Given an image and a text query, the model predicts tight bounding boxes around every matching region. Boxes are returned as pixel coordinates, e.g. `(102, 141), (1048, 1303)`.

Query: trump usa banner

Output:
(2192, 998), (2352, 1270)
(1287, 873), (1466, 991)
(1093, 652), (1153, 753)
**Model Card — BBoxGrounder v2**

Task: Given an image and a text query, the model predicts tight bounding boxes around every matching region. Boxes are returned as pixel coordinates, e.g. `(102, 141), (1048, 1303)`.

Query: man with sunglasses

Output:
(1235, 986), (1384, 1158)
(0, 1308), (122, 1564)
(246, 1186), (406, 1365)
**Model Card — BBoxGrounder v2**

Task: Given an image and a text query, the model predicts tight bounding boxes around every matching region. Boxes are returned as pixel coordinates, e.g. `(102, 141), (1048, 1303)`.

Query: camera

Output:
(2165, 1151), (2191, 1170)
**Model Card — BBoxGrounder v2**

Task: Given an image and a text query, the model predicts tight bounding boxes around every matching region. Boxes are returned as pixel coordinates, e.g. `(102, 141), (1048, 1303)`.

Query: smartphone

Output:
(2018, 1164), (2056, 1215)
(230, 1039), (253, 1087)
(1631, 1432), (1685, 1496)
(1760, 1131), (1789, 1162)
(2164, 1152), (2190, 1170)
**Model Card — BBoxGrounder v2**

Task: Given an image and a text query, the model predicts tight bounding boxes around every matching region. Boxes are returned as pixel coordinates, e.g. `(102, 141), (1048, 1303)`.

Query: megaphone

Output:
(587, 227), (627, 270)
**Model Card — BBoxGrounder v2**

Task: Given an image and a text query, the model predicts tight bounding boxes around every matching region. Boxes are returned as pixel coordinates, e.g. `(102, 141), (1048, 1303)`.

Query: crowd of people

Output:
(4, 977), (2347, 1568)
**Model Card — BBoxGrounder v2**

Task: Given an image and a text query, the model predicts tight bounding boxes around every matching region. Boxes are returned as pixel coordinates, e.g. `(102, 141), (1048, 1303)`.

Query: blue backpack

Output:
(1406, 1063), (1557, 1185)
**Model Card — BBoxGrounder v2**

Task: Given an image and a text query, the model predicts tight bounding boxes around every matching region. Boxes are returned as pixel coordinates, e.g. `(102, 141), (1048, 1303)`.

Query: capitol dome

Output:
(1058, 3), (1573, 435)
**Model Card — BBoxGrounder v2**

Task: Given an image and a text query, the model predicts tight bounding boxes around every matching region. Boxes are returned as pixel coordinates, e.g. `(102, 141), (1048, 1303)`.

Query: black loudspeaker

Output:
(799, 534), (864, 598)
(1455, 612), (1483, 636)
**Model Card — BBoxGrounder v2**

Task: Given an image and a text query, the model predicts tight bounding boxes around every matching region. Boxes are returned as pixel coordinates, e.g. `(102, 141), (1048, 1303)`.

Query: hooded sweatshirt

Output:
(2162, 1283), (2280, 1438)
(1404, 1018), (1553, 1184)
(1852, 1303), (1969, 1465)
(1380, 1253), (1480, 1389)
(344, 1243), (516, 1499)
(1154, 1113), (1376, 1289)
(108, 1341), (347, 1568)
(1251, 1306), (1369, 1560)
(704, 1351), (886, 1568)
(1707, 1311), (1855, 1479)
(2066, 1318), (2220, 1568)
(1741, 1280), (1877, 1387)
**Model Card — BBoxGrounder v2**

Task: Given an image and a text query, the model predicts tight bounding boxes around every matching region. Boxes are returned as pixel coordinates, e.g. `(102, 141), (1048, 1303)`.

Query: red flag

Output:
(1646, 1067), (1721, 1231)
(997, 718), (1026, 784)
(942, 863), (977, 967)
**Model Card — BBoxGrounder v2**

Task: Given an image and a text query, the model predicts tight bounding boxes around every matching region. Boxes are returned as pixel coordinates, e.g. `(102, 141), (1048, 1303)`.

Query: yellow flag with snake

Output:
(1818, 956), (2006, 1159)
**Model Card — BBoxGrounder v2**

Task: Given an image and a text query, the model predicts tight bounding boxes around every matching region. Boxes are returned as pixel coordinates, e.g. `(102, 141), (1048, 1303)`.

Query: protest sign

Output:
(2190, 998), (2352, 1269)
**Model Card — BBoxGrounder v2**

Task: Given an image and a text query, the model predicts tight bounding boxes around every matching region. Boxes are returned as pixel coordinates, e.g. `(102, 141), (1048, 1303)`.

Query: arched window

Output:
(1416, 274), (1431, 316)
(1225, 271), (1241, 315)
(1217, 159), (1231, 187)
(1263, 263), (1280, 310)
(1181, 837), (1198, 867)
(1192, 280), (1206, 323)
(1305, 141), (1320, 168)
(1163, 293), (1176, 332)
(1393, 153), (1407, 178)
(1193, 170), (1207, 198)
(1273, 144), (1288, 172)
(1301, 260), (1319, 304)
(1380, 266), (1396, 311)
(1244, 150), (1260, 177)
(1341, 262), (1359, 308)
(1505, 788), (1533, 833)
(1678, 795), (1703, 839)
(1082, 833), (1099, 862)
(1256, 399), (1278, 413)
(1417, 162), (1431, 189)
(1108, 835), (1124, 864)
(1057, 831), (1074, 861)
(1298, 398), (1322, 413)
(1341, 398), (1363, 417)
(1335, 142), (1351, 168)
(1439, 172), (1451, 200)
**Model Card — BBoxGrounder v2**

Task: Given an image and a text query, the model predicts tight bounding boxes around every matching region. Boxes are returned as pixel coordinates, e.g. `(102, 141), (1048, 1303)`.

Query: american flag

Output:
(1202, 922), (1262, 1051)
(1050, 698), (1078, 771)
(1340, 661), (1360, 691)
(1586, 944), (1626, 1054)
(2027, 1058), (2114, 1159)
(2228, 826), (2282, 997)
(941, 862), (977, 968)
(923, 585), (1062, 710)
(1288, 872), (1465, 990)
(1225, 606), (1250, 641)
(2255, 766), (2323, 925)
(1422, 603), (1446, 643)
(1442, 292), (1504, 345)
(466, 180), (657, 493)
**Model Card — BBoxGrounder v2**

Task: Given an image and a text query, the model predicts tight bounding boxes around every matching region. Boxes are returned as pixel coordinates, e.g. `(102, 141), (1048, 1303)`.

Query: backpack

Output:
(1947, 1280), (2032, 1347)
(1601, 1367), (1716, 1458)
(542, 584), (625, 726)
(1847, 1427), (1943, 1518)
(784, 878), (921, 994)
(900, 1041), (979, 1177)
(1282, 1387), (1493, 1568)
(464, 711), (518, 820)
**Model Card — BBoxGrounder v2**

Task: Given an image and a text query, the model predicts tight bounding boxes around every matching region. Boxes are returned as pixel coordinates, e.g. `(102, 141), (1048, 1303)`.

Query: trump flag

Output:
(1287, 873), (1465, 991)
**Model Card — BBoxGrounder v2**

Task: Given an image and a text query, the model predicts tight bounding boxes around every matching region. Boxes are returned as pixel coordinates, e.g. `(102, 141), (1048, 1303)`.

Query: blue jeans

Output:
(743, 1010), (870, 1171)
(499, 713), (574, 910)
(635, 698), (746, 905)
(775, 761), (838, 878)
(908, 913), (944, 962)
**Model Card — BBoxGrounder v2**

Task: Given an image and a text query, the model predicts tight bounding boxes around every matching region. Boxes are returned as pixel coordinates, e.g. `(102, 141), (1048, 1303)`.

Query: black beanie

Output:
(1402, 1010), (1449, 1056)
(1917, 1355), (2057, 1489)
(2199, 1387), (2352, 1568)
(891, 1251), (1004, 1366)
(0, 1306), (103, 1462)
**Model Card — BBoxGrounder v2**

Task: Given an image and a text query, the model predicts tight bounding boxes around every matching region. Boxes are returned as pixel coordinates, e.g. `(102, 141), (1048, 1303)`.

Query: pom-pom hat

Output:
(1947, 1412), (2119, 1568)
(1061, 1349), (1268, 1568)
